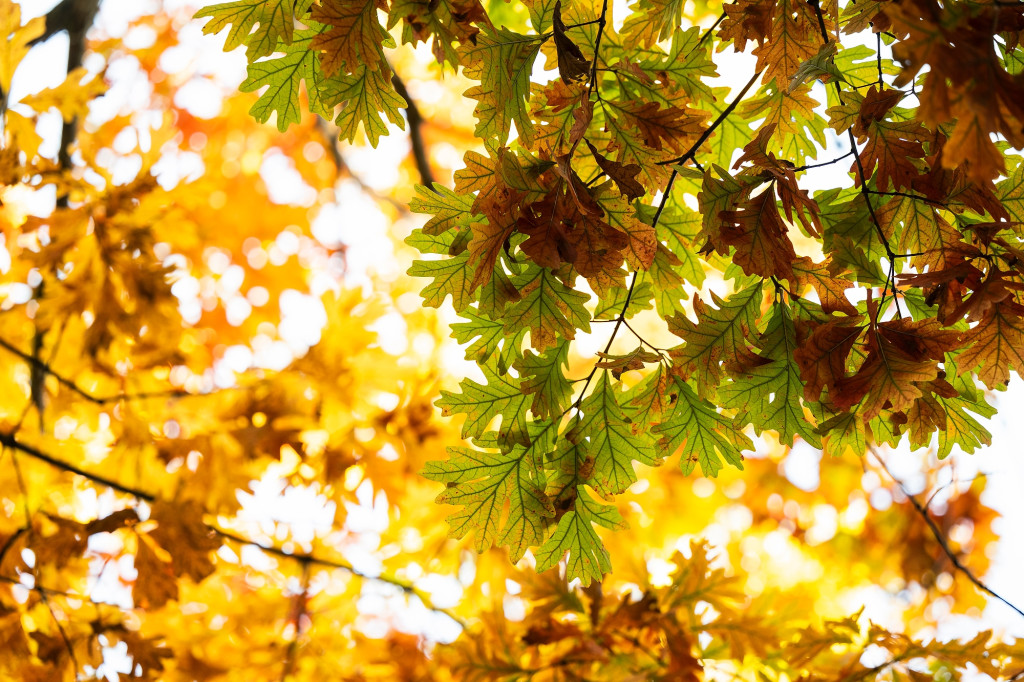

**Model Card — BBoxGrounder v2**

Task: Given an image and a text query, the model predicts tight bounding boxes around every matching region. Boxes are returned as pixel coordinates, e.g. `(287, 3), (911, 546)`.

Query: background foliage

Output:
(0, 0), (1023, 679)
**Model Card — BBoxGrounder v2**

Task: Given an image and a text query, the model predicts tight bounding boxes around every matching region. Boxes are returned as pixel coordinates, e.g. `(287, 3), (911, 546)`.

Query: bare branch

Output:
(657, 70), (763, 166)
(868, 445), (1024, 622)
(390, 70), (436, 187)
(0, 431), (467, 627)
(806, 0), (903, 318)
(0, 337), (192, 406)
(316, 116), (409, 214)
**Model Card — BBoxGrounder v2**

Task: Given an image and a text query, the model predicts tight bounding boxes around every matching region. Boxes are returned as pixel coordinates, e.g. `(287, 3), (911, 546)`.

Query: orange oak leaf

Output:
(832, 318), (960, 419)
(857, 118), (927, 191)
(790, 257), (857, 316)
(555, 154), (604, 218)
(751, 0), (819, 87)
(956, 299), (1024, 389)
(615, 100), (705, 153)
(150, 499), (221, 583)
(133, 537), (179, 609)
(517, 189), (578, 269)
(585, 139), (645, 201)
(793, 317), (864, 401)
(565, 209), (629, 292)
(718, 189), (798, 281)
(733, 125), (821, 235)
(719, 0), (773, 52)
(311, 0), (390, 76)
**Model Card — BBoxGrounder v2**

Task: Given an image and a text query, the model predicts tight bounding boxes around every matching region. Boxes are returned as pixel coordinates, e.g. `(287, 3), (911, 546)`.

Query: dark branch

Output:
(0, 431), (155, 499)
(586, 0), (610, 103)
(279, 560), (312, 682)
(793, 149), (854, 171)
(390, 71), (436, 187)
(316, 116), (409, 214)
(0, 431), (466, 625)
(658, 70), (763, 166)
(0, 337), (192, 405)
(36, 0), (101, 171)
(807, 0), (903, 318)
(697, 12), (727, 49)
(868, 446), (1024, 622)
(867, 188), (947, 207)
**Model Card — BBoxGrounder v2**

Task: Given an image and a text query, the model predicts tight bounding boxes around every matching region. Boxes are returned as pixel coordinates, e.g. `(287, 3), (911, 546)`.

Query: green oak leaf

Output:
(535, 487), (626, 585)
(452, 309), (526, 374)
(327, 66), (406, 147)
(720, 303), (821, 447)
(514, 341), (572, 421)
(817, 411), (868, 458)
(460, 26), (543, 146)
(436, 360), (531, 447)
(239, 33), (319, 131)
(668, 281), (764, 398)
(570, 373), (660, 495)
(196, 0), (314, 59)
(410, 184), (480, 235)
(423, 428), (556, 562)
(653, 377), (751, 477)
(504, 264), (591, 352)
(593, 279), (654, 320)
(407, 229), (478, 311)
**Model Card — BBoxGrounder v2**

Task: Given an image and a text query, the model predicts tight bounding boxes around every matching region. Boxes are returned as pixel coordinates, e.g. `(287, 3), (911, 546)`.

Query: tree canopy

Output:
(0, 0), (1023, 679)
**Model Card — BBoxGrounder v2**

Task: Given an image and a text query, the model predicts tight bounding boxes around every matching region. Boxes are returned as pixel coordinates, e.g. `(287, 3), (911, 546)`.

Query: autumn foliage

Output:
(1, 0), (1024, 679)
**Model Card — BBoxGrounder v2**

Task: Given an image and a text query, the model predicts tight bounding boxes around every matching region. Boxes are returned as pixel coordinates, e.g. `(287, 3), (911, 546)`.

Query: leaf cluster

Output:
(197, 0), (1024, 583)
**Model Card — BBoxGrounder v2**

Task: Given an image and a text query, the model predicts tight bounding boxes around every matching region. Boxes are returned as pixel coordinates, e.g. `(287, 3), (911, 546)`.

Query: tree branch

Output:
(793, 149), (854, 171)
(658, 70), (763, 166)
(868, 445), (1024, 622)
(316, 116), (408, 215)
(807, 0), (903, 318)
(390, 70), (435, 187)
(33, 0), (100, 172)
(0, 430), (467, 627)
(586, 0), (610, 103)
(0, 336), (191, 405)
(279, 559), (312, 682)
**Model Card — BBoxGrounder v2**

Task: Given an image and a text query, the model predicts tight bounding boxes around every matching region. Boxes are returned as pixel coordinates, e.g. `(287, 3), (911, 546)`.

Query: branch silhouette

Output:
(868, 445), (1024, 622)
(0, 431), (466, 627)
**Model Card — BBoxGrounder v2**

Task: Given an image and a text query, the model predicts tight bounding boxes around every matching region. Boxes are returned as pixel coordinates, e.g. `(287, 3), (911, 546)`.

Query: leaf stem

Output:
(697, 12), (727, 49)
(792, 149), (853, 171)
(586, 0), (610, 103)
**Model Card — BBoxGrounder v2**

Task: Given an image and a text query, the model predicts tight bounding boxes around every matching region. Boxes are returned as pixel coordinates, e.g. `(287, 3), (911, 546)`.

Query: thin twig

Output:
(807, 0), (903, 318)
(622, 318), (669, 354)
(868, 445), (1024, 622)
(0, 336), (193, 405)
(793, 149), (854, 171)
(9, 445), (82, 677)
(867, 188), (947, 207)
(586, 0), (610, 103)
(568, 65), (761, 415)
(697, 12), (727, 49)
